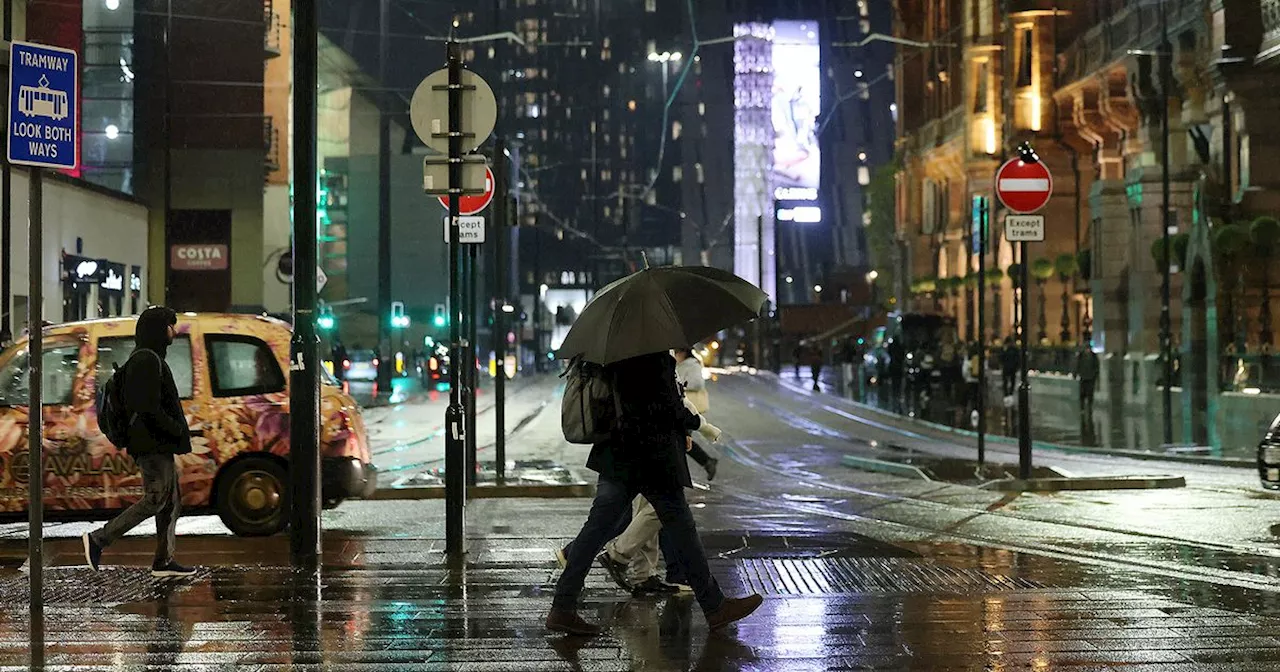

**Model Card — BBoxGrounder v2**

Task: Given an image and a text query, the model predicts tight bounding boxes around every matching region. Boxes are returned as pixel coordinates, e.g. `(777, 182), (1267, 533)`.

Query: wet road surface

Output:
(1, 371), (1278, 669)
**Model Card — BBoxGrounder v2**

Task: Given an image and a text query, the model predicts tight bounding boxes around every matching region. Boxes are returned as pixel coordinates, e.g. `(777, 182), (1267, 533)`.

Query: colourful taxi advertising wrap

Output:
(0, 313), (374, 536)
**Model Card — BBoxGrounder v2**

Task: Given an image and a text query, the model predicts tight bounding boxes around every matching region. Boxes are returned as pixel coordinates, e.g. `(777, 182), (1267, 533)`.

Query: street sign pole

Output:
(976, 196), (987, 468)
(444, 41), (467, 560)
(9, 38), (80, 631)
(994, 141), (1051, 481)
(27, 166), (43, 623)
(288, 0), (322, 571)
(493, 137), (507, 486)
(1018, 239), (1032, 479)
(411, 43), (496, 560)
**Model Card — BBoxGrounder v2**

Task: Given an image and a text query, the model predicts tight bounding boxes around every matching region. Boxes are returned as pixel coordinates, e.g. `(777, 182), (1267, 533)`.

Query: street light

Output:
(866, 270), (879, 282)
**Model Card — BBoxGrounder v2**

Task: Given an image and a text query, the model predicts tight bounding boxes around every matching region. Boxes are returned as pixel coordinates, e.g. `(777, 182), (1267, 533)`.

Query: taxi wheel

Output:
(216, 457), (290, 537)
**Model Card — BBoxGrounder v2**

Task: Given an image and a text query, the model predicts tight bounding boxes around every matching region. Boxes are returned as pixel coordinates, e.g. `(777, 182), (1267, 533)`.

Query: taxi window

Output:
(95, 336), (194, 399)
(0, 342), (81, 406)
(206, 335), (285, 397)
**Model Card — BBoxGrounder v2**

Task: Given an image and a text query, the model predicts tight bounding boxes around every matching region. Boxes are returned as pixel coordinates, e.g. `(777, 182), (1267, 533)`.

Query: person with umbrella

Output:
(547, 266), (766, 636)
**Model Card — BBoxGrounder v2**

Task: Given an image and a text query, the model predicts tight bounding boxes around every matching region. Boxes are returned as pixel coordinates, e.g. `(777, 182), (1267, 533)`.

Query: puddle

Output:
(873, 444), (1061, 484)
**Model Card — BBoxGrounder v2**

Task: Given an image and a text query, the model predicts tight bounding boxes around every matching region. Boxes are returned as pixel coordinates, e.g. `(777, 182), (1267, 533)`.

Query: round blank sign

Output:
(409, 68), (497, 155)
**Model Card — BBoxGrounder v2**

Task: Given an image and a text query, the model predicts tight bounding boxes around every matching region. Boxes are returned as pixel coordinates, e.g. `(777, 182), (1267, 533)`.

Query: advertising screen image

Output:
(771, 20), (821, 190)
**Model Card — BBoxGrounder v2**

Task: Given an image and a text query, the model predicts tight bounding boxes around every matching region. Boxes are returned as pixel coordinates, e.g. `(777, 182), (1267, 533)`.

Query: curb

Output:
(840, 455), (931, 481)
(981, 474), (1187, 492)
(369, 483), (594, 500)
(770, 375), (1256, 469)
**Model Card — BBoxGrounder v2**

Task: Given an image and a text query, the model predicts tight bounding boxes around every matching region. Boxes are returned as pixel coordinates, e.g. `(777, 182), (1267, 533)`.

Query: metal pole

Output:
(444, 41), (466, 559)
(27, 168), (44, 620)
(0, 0), (12, 347)
(493, 138), (507, 485)
(465, 244), (477, 486)
(376, 0), (393, 399)
(1158, 0), (1174, 447)
(755, 214), (764, 368)
(163, 0), (173, 305)
(1018, 240), (1032, 478)
(977, 197), (987, 467)
(288, 0), (322, 570)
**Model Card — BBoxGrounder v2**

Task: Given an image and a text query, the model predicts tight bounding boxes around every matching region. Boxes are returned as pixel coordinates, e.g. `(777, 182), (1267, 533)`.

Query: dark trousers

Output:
(554, 476), (725, 614)
(90, 452), (179, 565)
(1002, 372), (1017, 396)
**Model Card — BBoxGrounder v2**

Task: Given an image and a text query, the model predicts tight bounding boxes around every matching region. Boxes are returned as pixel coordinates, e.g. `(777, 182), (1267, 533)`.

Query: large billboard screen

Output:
(771, 21), (821, 191)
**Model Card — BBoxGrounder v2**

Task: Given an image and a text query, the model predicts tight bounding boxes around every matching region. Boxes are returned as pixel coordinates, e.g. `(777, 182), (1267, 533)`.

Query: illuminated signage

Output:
(74, 259), (98, 280)
(170, 244), (228, 271)
(774, 186), (817, 201)
(771, 20), (821, 191)
(777, 206), (822, 223)
(101, 267), (123, 291)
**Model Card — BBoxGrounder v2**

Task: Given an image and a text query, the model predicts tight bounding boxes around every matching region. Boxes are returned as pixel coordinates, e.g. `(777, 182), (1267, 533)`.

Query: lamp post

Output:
(1158, 0), (1174, 447)
(647, 50), (683, 94)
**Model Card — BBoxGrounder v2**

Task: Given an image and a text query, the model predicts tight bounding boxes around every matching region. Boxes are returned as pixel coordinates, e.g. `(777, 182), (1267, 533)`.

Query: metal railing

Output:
(1057, 0), (1200, 87)
(264, 0), (282, 56)
(263, 117), (280, 175)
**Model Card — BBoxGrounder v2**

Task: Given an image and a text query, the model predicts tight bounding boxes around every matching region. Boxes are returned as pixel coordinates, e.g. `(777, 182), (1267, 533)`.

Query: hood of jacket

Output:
(135, 306), (177, 357)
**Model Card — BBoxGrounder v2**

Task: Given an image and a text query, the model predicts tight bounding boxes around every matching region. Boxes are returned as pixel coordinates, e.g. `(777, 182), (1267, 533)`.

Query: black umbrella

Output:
(557, 266), (768, 365)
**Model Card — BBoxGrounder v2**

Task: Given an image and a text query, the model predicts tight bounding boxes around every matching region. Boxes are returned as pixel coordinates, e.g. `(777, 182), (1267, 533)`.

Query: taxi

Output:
(0, 313), (375, 536)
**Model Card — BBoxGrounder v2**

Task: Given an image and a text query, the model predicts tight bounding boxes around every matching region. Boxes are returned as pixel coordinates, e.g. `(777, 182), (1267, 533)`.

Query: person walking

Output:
(82, 306), (196, 577)
(1000, 337), (1019, 398)
(547, 351), (762, 636)
(1074, 343), (1100, 416)
(596, 348), (718, 597)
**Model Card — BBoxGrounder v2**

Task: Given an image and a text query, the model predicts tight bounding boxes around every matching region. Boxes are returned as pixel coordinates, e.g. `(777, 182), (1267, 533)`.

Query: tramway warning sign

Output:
(8, 41), (78, 170)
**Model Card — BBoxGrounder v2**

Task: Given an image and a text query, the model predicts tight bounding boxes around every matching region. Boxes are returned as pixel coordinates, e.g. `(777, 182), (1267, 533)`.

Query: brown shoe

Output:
(706, 594), (763, 631)
(546, 608), (603, 636)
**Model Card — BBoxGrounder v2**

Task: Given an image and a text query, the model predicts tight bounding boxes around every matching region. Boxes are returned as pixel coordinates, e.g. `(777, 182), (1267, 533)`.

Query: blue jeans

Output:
(554, 476), (725, 614)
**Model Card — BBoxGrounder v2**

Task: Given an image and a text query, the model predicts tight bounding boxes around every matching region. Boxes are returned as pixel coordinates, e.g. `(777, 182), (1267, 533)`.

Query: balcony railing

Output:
(263, 117), (280, 178)
(264, 0), (282, 58)
(1260, 0), (1280, 64)
(1057, 1), (1200, 87)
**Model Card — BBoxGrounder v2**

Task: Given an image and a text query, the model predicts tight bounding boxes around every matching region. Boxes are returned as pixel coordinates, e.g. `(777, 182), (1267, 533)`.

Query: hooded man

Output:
(83, 306), (196, 577)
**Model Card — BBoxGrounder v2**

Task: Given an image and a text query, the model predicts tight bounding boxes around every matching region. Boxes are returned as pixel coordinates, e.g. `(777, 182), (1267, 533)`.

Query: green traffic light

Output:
(318, 315), (335, 330)
(433, 315), (446, 328)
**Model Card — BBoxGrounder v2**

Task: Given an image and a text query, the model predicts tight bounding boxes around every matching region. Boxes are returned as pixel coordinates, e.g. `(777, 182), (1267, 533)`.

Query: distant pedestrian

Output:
(1074, 344), (1100, 415)
(332, 339), (349, 382)
(963, 343), (981, 416)
(548, 351), (762, 635)
(805, 342), (824, 392)
(83, 306), (196, 578)
(1000, 337), (1019, 397)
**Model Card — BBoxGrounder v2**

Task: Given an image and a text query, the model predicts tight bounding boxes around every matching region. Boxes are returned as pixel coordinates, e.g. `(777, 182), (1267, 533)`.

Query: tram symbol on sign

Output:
(18, 75), (69, 121)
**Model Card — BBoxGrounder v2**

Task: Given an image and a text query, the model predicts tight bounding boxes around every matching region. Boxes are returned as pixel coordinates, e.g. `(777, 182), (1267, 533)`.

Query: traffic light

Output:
(391, 301), (410, 328)
(317, 304), (335, 331)
(432, 303), (448, 328)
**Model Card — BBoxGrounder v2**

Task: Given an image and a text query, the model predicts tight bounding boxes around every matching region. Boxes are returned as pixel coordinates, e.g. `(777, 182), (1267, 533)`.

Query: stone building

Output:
(892, 0), (1280, 451)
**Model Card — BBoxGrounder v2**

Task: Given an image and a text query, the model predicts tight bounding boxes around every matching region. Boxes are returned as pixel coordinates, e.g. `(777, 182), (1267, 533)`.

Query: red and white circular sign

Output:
(995, 158), (1053, 214)
(437, 166), (495, 216)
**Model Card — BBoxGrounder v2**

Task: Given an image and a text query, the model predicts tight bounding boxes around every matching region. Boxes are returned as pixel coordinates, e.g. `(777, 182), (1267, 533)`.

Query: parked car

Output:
(1258, 411), (1280, 490)
(0, 313), (375, 536)
(345, 349), (379, 382)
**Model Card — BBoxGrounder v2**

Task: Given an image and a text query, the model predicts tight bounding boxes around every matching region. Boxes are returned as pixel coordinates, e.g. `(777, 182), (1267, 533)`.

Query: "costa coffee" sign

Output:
(170, 244), (228, 271)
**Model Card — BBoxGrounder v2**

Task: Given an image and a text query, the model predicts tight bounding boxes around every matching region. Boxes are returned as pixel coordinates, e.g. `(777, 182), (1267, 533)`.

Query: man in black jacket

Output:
(83, 306), (196, 577)
(547, 351), (762, 635)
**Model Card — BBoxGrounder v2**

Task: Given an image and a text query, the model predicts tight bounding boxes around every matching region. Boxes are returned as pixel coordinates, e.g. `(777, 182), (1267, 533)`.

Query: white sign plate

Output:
(1004, 214), (1045, 242)
(444, 216), (485, 244)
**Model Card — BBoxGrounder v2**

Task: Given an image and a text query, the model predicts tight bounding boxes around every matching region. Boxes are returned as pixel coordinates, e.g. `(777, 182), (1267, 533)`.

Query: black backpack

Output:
(560, 356), (623, 445)
(97, 349), (154, 448)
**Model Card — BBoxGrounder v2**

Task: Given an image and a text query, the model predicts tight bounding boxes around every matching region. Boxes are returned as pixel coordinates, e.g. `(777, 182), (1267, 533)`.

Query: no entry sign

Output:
(995, 158), (1052, 214)
(437, 166), (495, 216)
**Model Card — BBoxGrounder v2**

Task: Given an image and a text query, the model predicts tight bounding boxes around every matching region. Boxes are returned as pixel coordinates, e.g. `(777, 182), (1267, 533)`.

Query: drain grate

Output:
(734, 556), (1044, 595)
(699, 531), (920, 560)
(0, 567), (212, 605)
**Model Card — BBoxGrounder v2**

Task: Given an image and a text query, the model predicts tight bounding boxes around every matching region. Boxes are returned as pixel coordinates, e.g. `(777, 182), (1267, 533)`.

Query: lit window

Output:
(628, 100), (637, 111)
(603, 85), (611, 97)
(695, 163), (704, 183)
(672, 121), (682, 139)
(698, 102), (706, 116)
(673, 166), (683, 182)
(645, 0), (656, 11)
(858, 166), (871, 185)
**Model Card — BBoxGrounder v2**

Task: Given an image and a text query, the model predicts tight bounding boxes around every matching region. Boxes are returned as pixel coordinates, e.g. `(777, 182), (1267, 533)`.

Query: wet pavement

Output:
(2, 371), (1280, 669)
